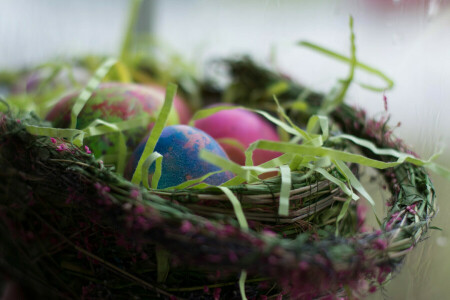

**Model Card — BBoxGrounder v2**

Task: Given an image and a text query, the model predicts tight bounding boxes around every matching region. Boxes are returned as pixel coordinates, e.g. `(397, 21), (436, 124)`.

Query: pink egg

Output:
(173, 95), (192, 125)
(194, 107), (281, 166)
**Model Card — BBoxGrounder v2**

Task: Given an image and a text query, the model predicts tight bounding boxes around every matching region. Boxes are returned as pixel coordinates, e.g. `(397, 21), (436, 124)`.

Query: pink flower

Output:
(180, 220), (193, 233)
(134, 205), (145, 214)
(50, 137), (57, 144)
(94, 182), (110, 195)
(84, 145), (92, 154)
(373, 238), (388, 250)
(262, 229), (277, 237)
(204, 221), (215, 231)
(56, 144), (69, 152)
(406, 204), (417, 214)
(130, 189), (140, 199)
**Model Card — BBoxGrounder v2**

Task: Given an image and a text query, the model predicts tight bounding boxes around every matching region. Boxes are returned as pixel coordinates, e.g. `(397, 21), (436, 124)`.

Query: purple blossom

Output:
(56, 143), (69, 152)
(134, 205), (145, 215)
(94, 182), (110, 194)
(204, 221), (215, 232)
(94, 183), (112, 206)
(383, 94), (388, 112)
(406, 204), (417, 214)
(377, 268), (390, 284)
(373, 239), (388, 250)
(216, 224), (237, 238)
(262, 228), (277, 237)
(84, 145), (92, 154)
(135, 215), (152, 230)
(180, 220), (193, 233)
(130, 189), (140, 199)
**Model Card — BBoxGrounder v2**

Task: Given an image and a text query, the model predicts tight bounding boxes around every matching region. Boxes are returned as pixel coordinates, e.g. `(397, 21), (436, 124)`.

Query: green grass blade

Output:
(334, 159), (374, 206)
(239, 270), (248, 300)
(131, 83), (177, 184)
(298, 40), (394, 92)
(26, 125), (85, 146)
(141, 152), (163, 189)
(218, 187), (248, 230)
(279, 165), (292, 216)
(70, 58), (117, 129)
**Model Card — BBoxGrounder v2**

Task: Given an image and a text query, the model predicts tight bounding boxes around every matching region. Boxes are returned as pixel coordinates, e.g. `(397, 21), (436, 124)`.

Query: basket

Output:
(0, 58), (437, 300)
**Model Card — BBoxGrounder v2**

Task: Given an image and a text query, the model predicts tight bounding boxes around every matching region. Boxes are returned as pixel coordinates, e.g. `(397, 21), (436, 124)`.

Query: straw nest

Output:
(0, 58), (437, 300)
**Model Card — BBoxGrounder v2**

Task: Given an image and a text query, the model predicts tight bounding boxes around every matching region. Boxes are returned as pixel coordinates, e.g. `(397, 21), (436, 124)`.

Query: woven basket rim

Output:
(0, 98), (436, 299)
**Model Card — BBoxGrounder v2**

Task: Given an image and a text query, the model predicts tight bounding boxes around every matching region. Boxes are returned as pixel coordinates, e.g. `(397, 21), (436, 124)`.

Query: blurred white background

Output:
(1, 0), (449, 298)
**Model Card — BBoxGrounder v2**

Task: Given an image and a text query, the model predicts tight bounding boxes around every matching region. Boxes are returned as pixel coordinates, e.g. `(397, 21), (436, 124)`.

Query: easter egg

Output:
(173, 95), (192, 125)
(194, 107), (281, 166)
(45, 82), (179, 158)
(125, 125), (234, 189)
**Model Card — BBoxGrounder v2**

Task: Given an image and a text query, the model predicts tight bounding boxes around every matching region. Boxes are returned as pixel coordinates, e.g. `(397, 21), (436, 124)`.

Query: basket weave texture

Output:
(0, 60), (436, 300)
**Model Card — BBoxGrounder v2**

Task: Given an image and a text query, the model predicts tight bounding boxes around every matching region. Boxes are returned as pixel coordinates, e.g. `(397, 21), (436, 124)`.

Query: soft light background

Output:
(1, 0), (449, 299)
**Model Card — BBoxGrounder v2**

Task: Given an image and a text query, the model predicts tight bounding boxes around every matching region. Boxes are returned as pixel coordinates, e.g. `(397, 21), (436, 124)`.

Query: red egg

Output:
(194, 107), (281, 166)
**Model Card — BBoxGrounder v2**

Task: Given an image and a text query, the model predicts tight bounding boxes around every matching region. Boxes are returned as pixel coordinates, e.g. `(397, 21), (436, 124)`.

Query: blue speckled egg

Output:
(126, 125), (234, 189)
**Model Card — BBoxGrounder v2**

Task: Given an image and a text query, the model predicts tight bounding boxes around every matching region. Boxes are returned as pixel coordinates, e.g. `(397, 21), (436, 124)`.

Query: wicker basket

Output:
(0, 58), (437, 300)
